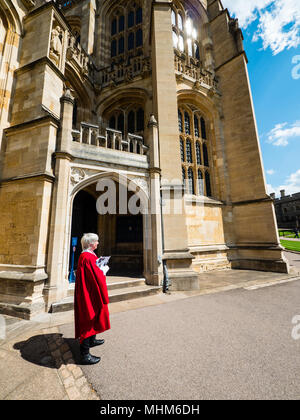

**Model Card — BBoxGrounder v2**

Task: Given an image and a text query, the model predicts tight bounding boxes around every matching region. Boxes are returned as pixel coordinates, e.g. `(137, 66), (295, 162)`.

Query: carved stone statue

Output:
(50, 25), (63, 66)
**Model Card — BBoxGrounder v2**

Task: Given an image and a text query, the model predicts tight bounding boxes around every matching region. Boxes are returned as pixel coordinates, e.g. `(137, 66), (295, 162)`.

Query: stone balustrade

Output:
(99, 56), (151, 88)
(66, 34), (92, 79)
(72, 122), (148, 156)
(174, 55), (218, 90)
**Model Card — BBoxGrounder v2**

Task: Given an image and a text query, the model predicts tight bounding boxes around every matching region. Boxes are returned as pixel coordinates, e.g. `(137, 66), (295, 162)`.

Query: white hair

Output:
(81, 233), (99, 250)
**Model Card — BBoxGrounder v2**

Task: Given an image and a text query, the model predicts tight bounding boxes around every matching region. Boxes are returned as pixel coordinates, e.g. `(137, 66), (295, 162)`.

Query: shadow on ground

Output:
(13, 334), (81, 368)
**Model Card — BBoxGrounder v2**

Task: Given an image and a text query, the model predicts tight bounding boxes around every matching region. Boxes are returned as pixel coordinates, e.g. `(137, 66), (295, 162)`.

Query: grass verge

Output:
(280, 240), (300, 252)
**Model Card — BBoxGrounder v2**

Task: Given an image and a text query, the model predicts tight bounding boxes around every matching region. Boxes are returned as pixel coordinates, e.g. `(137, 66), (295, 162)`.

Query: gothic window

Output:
(182, 166), (186, 186)
(196, 141), (201, 165)
(172, 10), (176, 26)
(180, 138), (185, 162)
(128, 10), (135, 28)
(119, 37), (125, 54)
(184, 112), (191, 135)
(203, 143), (209, 167)
(205, 171), (212, 197)
(128, 110), (135, 133)
(178, 109), (183, 133)
(108, 106), (144, 137)
(179, 106), (213, 198)
(198, 170), (204, 195)
(171, 6), (200, 61)
(117, 113), (124, 133)
(136, 108), (144, 132)
(136, 29), (143, 48)
(111, 18), (117, 36)
(111, 39), (117, 57)
(110, 4), (143, 62)
(186, 139), (193, 163)
(136, 7), (143, 24)
(178, 13), (183, 31)
(188, 168), (195, 195)
(178, 34), (184, 52)
(194, 115), (199, 138)
(72, 99), (78, 128)
(173, 30), (178, 49)
(119, 15), (125, 32)
(109, 115), (116, 129)
(201, 117), (207, 140)
(128, 32), (134, 51)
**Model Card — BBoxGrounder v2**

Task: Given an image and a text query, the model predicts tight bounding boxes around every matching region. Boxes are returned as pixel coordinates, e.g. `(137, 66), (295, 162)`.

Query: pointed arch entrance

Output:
(69, 174), (146, 280)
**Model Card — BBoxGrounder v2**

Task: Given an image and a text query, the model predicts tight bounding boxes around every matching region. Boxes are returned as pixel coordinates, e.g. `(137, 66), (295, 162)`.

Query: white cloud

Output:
(266, 169), (275, 175)
(267, 169), (300, 196)
(222, 0), (300, 55)
(267, 121), (300, 146)
(222, 0), (272, 28)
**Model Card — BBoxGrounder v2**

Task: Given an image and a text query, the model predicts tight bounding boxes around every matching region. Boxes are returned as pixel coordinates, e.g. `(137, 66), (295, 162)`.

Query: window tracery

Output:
(110, 3), (143, 63)
(171, 3), (200, 62)
(178, 106), (212, 197)
(107, 106), (145, 137)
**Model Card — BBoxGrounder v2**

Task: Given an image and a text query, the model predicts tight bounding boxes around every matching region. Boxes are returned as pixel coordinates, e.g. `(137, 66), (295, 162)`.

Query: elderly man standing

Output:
(74, 233), (111, 365)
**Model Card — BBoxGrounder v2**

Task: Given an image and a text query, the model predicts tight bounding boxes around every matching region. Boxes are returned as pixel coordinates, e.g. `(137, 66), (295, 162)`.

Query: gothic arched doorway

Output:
(69, 189), (98, 275)
(69, 181), (144, 280)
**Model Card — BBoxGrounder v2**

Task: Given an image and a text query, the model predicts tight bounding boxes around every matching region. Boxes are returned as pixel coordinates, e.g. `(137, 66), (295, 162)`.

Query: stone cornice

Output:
(15, 56), (67, 82)
(4, 115), (60, 136)
(231, 197), (273, 207)
(0, 172), (55, 185)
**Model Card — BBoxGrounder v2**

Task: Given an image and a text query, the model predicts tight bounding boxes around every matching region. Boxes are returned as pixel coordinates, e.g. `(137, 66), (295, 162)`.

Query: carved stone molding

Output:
(131, 177), (149, 198)
(21, 0), (35, 9)
(70, 167), (86, 186)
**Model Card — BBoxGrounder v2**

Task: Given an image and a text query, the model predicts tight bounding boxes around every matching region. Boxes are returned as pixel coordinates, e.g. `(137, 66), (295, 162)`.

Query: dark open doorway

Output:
(69, 184), (144, 280)
(69, 190), (98, 276)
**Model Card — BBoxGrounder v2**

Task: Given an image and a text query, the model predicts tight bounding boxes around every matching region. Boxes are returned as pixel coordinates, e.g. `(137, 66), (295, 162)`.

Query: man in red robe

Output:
(74, 233), (110, 365)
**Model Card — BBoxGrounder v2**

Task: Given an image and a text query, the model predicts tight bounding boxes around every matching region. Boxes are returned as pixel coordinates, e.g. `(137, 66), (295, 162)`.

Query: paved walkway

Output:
(0, 262), (300, 400)
(284, 250), (300, 269)
(61, 278), (300, 400)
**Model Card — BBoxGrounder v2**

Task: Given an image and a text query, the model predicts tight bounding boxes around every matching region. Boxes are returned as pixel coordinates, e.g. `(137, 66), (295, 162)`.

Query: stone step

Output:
(67, 277), (146, 296)
(107, 277), (147, 291)
(51, 282), (161, 313)
(109, 284), (161, 303)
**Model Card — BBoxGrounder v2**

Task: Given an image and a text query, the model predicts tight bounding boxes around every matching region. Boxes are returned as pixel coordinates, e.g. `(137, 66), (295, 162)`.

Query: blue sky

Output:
(221, 0), (300, 197)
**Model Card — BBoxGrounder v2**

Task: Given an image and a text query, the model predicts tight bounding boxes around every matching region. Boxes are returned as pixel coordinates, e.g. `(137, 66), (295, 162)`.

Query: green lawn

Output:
(280, 240), (300, 252)
(278, 230), (299, 238)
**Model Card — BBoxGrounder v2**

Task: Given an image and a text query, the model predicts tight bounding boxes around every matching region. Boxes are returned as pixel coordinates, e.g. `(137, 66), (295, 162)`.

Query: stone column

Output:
(147, 115), (163, 286)
(44, 91), (74, 308)
(151, 0), (199, 290)
(80, 0), (97, 55)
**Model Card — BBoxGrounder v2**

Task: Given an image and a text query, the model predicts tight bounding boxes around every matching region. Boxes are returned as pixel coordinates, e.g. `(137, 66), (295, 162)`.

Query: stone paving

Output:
(0, 317), (99, 400)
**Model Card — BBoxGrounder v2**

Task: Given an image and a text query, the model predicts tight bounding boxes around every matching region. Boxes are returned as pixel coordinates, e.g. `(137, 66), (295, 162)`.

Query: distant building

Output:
(270, 190), (300, 229)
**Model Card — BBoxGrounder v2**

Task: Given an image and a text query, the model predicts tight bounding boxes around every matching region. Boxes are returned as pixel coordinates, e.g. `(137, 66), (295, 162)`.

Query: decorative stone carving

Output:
(49, 25), (63, 67)
(70, 167), (86, 186)
(229, 18), (244, 53)
(132, 177), (149, 198)
(21, 0), (35, 9)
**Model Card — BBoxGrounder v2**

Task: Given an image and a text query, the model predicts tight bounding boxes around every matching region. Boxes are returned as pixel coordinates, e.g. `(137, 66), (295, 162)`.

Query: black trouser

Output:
(80, 335), (96, 355)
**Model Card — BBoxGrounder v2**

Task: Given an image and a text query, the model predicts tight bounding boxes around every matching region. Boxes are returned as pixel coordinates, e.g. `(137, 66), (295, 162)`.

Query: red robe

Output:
(74, 251), (110, 343)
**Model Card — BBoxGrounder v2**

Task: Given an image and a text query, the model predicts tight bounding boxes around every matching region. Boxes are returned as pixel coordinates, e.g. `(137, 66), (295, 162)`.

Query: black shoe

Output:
(89, 338), (105, 348)
(80, 353), (101, 365)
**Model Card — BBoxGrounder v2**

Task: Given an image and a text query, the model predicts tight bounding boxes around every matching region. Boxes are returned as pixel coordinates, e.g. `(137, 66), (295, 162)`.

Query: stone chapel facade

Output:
(0, 0), (289, 319)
